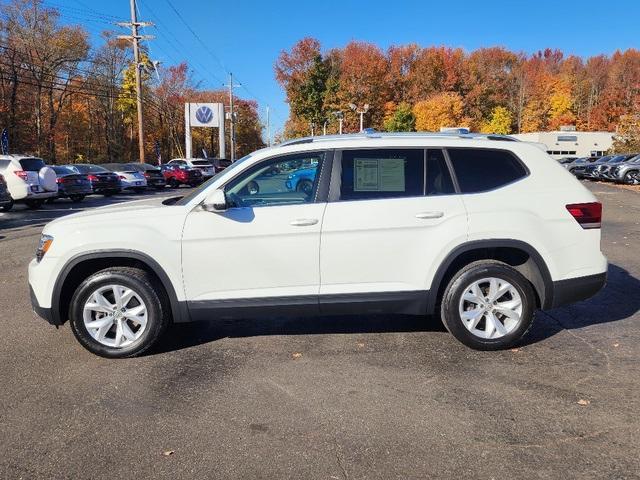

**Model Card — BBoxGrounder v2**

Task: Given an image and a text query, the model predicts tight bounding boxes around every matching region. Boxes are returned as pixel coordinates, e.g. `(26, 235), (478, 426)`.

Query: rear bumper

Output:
(549, 271), (607, 309)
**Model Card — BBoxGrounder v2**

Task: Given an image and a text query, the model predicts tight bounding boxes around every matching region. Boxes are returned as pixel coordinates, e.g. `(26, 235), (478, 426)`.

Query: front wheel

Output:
(440, 260), (535, 350)
(69, 267), (170, 358)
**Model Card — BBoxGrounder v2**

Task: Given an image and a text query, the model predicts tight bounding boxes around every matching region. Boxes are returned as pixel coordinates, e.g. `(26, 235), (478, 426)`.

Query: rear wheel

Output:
(0, 199), (13, 211)
(169, 178), (180, 189)
(69, 195), (85, 203)
(25, 199), (44, 209)
(440, 260), (535, 350)
(69, 267), (170, 358)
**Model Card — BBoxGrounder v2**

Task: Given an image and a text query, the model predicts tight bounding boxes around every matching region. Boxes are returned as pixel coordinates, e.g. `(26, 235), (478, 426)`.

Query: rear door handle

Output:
(415, 211), (444, 219)
(290, 218), (319, 227)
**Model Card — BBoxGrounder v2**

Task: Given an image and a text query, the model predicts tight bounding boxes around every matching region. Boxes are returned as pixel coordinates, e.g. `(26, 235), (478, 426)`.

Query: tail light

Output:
(566, 202), (602, 229)
(87, 174), (98, 181)
(14, 170), (28, 180)
(119, 175), (126, 180)
(144, 173), (150, 178)
(56, 177), (63, 183)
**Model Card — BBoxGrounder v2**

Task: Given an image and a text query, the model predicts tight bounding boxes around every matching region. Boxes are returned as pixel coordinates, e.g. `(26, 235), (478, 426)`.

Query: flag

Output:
(154, 140), (161, 165)
(1, 128), (8, 155)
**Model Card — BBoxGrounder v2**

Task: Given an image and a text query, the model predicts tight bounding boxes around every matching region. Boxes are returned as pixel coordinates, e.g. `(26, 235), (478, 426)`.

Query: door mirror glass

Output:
(202, 189), (227, 212)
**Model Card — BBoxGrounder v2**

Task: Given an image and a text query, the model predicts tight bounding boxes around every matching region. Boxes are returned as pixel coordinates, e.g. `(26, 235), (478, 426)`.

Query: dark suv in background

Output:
(66, 164), (121, 196)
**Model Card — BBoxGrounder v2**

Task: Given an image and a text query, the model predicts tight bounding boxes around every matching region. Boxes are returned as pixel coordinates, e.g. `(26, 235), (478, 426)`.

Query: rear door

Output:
(318, 148), (468, 314)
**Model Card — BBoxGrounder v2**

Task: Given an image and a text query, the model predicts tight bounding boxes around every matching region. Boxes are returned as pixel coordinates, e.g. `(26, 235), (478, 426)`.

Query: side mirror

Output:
(202, 189), (228, 212)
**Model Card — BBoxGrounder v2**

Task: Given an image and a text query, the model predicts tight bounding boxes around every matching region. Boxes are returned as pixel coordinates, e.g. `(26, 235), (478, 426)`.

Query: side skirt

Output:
(187, 290), (430, 322)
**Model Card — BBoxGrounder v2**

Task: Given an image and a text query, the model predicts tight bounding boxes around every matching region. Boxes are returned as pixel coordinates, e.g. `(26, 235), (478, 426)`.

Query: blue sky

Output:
(72, 0), (640, 137)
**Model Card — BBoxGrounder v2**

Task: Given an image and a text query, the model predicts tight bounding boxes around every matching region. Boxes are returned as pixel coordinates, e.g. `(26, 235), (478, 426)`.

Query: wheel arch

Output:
(428, 240), (553, 314)
(52, 250), (188, 326)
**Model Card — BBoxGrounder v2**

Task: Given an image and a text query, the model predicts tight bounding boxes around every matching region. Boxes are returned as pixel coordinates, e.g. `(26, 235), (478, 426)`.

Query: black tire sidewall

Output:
(69, 269), (166, 358)
(441, 262), (535, 350)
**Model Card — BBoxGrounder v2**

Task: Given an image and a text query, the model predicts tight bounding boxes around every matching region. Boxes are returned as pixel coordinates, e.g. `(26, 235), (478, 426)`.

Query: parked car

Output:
(160, 164), (202, 188)
(582, 155), (619, 179)
(0, 172), (13, 211)
(50, 166), (93, 203)
(596, 154), (636, 180)
(167, 158), (216, 179)
(120, 163), (166, 190)
(100, 163), (148, 193)
(66, 164), (121, 196)
(0, 155), (58, 209)
(285, 165), (318, 195)
(610, 154), (640, 184)
(29, 132), (607, 358)
(565, 156), (600, 178)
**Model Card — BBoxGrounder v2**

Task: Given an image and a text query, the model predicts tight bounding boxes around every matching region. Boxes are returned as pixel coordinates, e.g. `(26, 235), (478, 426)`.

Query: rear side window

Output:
(0, 159), (10, 170)
(340, 149), (424, 201)
(447, 148), (527, 193)
(19, 158), (46, 171)
(426, 150), (455, 195)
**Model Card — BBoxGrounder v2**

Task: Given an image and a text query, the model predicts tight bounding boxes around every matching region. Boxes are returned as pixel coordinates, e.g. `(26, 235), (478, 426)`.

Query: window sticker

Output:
(354, 158), (405, 192)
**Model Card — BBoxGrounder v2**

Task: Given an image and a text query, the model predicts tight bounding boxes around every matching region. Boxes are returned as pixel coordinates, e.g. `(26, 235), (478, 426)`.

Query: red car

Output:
(160, 164), (203, 188)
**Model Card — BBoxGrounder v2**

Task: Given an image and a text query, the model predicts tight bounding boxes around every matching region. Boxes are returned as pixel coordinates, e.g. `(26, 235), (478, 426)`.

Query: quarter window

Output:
(447, 148), (527, 193)
(224, 153), (324, 208)
(339, 149), (424, 201)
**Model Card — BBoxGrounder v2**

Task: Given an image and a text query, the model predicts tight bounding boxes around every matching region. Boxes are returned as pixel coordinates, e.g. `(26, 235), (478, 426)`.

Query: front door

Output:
(181, 151), (329, 320)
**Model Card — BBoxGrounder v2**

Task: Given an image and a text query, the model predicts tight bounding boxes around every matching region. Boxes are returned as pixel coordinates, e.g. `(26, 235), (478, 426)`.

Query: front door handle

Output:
(290, 218), (319, 227)
(415, 211), (444, 219)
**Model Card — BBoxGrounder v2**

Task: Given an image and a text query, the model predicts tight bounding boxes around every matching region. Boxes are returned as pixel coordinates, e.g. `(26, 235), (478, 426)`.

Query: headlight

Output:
(36, 234), (53, 262)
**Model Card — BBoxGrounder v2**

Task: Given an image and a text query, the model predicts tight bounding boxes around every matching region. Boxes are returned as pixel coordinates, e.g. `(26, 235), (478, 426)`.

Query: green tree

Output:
(383, 102), (415, 131)
(480, 106), (513, 134)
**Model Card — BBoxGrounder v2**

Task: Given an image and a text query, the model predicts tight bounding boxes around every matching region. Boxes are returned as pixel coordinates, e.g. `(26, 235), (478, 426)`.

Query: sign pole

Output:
(185, 103), (192, 159)
(218, 103), (226, 159)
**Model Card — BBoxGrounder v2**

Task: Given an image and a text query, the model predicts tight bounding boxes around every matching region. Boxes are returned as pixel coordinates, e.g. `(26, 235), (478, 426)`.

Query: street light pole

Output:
(349, 103), (370, 132)
(333, 111), (344, 135)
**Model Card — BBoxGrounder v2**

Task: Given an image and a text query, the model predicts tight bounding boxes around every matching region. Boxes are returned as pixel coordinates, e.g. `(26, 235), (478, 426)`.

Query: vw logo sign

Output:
(195, 106), (214, 124)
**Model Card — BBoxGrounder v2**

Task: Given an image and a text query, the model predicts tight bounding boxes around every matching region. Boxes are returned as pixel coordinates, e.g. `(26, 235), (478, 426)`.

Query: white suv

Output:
(29, 133), (607, 357)
(0, 155), (58, 209)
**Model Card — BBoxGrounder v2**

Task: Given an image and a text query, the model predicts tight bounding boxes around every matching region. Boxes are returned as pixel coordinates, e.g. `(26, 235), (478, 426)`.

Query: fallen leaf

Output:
(509, 348), (521, 352)
(356, 342), (365, 348)
(613, 343), (619, 348)
(577, 399), (590, 406)
(162, 450), (175, 456)
(292, 352), (302, 359)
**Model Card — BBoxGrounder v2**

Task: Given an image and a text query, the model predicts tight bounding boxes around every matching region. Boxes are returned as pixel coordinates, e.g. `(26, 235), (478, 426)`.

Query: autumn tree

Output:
(414, 92), (467, 132)
(383, 102), (415, 132)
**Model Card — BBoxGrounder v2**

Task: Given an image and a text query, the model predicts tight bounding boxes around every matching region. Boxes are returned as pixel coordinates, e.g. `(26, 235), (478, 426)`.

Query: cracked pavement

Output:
(0, 182), (638, 479)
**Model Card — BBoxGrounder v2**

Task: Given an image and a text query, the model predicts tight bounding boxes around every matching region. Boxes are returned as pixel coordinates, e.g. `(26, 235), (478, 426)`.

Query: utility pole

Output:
(266, 106), (271, 147)
(224, 73), (241, 161)
(117, 0), (154, 163)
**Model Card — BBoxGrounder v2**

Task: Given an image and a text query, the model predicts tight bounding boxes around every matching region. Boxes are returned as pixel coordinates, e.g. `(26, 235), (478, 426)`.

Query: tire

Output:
(70, 195), (85, 203)
(0, 199), (13, 211)
(440, 260), (535, 351)
(169, 178), (180, 189)
(46, 197), (56, 204)
(133, 188), (146, 194)
(623, 170), (640, 185)
(296, 179), (314, 195)
(25, 199), (44, 209)
(69, 267), (170, 358)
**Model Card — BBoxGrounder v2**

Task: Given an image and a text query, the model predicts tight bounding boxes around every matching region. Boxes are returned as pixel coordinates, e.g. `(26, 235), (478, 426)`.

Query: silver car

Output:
(610, 154), (640, 184)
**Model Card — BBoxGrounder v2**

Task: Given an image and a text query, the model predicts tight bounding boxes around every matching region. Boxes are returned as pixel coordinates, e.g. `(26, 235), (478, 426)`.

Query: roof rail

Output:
(278, 130), (519, 146)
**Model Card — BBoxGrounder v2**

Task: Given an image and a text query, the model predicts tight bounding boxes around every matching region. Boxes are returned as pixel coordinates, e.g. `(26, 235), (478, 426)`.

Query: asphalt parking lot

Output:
(1, 182), (639, 479)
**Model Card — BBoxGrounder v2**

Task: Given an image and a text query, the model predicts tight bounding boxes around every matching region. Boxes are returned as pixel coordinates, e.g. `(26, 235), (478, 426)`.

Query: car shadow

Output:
(522, 263), (640, 345)
(150, 263), (640, 356)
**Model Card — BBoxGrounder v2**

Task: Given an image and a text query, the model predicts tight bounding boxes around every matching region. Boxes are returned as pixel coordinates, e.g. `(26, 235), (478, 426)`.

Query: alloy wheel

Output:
(458, 277), (523, 339)
(82, 284), (148, 348)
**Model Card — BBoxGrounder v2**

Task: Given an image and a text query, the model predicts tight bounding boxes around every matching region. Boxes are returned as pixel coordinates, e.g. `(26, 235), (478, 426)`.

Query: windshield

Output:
(174, 154), (253, 206)
(191, 160), (213, 166)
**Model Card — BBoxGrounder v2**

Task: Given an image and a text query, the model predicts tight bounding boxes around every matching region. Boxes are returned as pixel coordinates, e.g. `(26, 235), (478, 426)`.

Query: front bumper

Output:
(29, 283), (57, 325)
(549, 271), (607, 309)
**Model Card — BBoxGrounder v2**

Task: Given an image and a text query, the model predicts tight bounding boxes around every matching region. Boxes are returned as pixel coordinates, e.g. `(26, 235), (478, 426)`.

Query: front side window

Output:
(447, 148), (527, 193)
(339, 149), (424, 201)
(224, 152), (324, 208)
